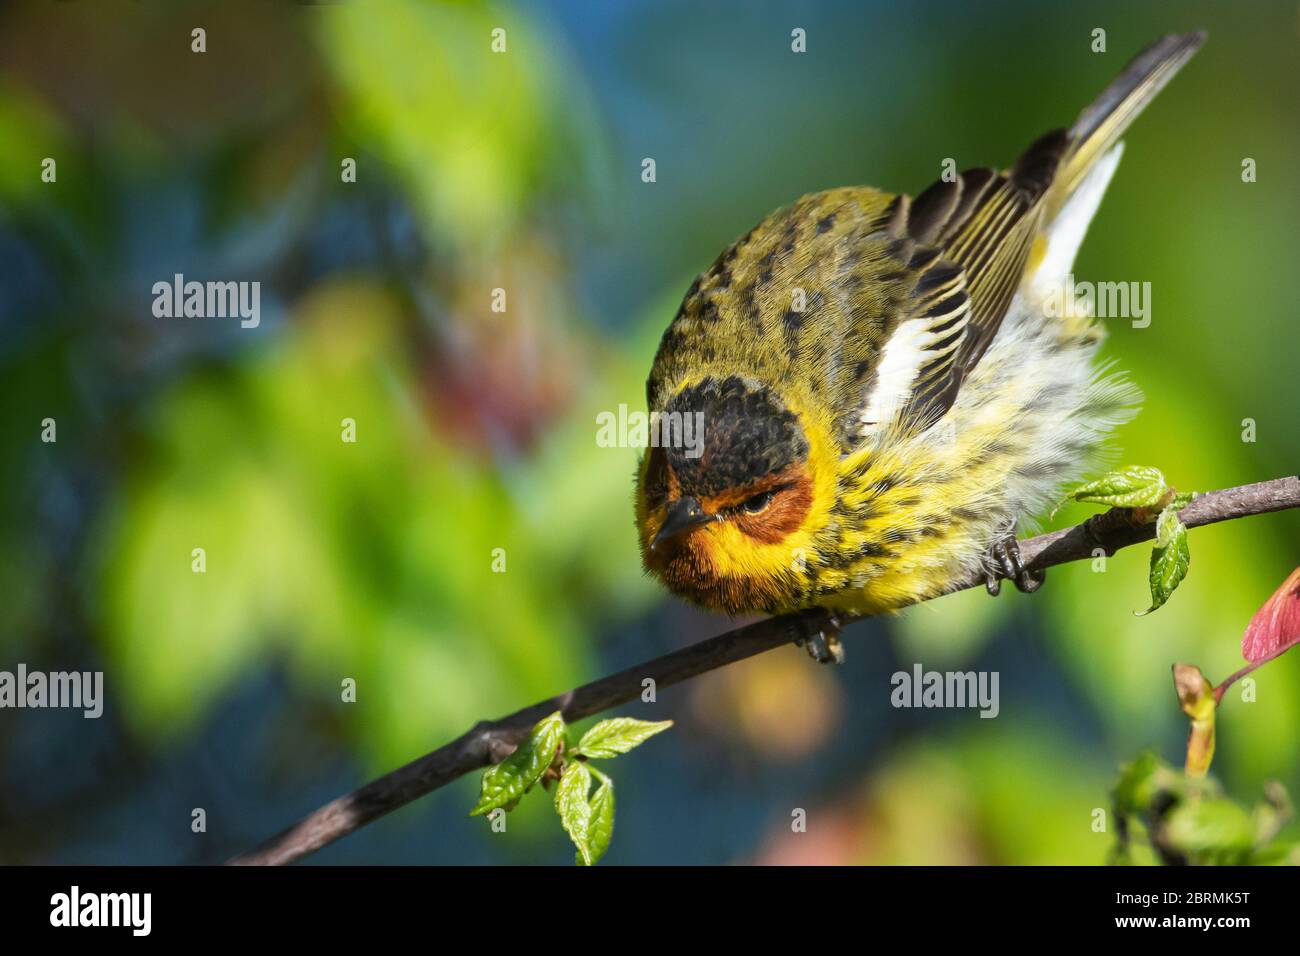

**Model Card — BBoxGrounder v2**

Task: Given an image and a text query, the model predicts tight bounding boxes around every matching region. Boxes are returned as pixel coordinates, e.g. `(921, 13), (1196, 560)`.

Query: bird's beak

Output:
(651, 496), (715, 550)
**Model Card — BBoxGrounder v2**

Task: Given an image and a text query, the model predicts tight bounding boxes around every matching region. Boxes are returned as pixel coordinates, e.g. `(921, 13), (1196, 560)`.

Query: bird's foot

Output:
(984, 532), (1044, 596)
(790, 610), (845, 664)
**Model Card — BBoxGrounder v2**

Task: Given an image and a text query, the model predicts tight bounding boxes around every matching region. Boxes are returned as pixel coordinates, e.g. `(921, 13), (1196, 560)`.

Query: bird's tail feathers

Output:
(1043, 30), (1205, 219)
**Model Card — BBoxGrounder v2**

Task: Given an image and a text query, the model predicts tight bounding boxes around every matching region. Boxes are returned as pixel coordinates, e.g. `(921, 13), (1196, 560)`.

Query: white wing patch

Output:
(859, 269), (970, 435)
(858, 317), (933, 429)
(1030, 144), (1124, 298)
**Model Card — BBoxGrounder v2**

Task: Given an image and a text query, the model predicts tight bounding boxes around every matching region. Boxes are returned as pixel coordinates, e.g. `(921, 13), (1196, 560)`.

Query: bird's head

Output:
(636, 375), (832, 613)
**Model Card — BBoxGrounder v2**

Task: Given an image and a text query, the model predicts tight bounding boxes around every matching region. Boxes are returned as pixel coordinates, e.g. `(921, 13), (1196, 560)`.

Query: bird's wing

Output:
(852, 214), (974, 434)
(886, 132), (1069, 431)
(859, 31), (1204, 436)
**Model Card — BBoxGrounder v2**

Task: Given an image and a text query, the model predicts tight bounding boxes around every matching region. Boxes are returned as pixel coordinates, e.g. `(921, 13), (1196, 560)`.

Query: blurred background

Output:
(1, 0), (1297, 865)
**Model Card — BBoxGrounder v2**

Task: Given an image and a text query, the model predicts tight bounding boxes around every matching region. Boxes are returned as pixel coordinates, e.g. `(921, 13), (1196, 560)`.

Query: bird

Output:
(635, 32), (1206, 662)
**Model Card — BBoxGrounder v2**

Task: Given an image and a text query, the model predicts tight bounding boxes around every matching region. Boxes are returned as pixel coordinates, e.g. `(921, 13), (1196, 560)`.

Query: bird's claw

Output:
(984, 533), (1044, 596)
(790, 611), (845, 664)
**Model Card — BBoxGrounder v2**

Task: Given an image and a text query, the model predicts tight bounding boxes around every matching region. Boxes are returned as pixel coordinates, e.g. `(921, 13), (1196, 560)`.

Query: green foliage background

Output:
(0, 0), (1296, 864)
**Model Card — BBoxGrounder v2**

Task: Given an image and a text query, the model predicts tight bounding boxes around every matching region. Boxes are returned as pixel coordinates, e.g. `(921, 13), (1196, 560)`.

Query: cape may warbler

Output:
(636, 32), (1205, 658)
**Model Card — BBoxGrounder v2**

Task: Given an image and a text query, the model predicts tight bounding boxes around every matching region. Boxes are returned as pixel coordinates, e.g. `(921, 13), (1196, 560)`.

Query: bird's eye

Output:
(740, 491), (775, 515)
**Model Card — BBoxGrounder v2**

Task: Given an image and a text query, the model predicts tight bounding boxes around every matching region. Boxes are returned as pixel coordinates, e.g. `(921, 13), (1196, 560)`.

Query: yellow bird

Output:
(636, 32), (1205, 661)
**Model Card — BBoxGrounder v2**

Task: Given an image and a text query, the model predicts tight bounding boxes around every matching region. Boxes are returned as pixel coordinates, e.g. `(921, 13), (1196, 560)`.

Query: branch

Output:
(229, 475), (1300, 865)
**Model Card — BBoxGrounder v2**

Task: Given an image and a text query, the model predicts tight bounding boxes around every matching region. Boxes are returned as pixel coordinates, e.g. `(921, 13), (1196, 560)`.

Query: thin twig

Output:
(229, 475), (1300, 865)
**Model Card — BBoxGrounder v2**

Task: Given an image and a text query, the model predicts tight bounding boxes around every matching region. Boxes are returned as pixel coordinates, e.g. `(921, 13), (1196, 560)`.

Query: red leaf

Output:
(1242, 567), (1300, 664)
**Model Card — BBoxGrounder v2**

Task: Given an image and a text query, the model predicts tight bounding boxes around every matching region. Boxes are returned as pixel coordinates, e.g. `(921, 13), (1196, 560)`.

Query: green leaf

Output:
(584, 777), (615, 866)
(1252, 781), (1292, 848)
(1112, 752), (1176, 816)
(1169, 490), (1196, 511)
(469, 711), (565, 817)
(1136, 505), (1190, 616)
(555, 760), (593, 865)
(1070, 465), (1170, 509)
(1248, 838), (1300, 865)
(1163, 798), (1256, 859)
(574, 718), (673, 759)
